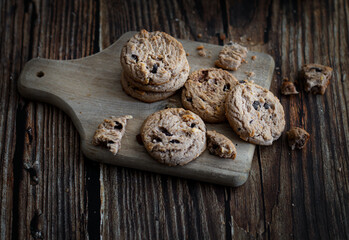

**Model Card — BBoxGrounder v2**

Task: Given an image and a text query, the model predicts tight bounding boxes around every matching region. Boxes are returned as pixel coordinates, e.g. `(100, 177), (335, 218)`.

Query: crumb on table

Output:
(219, 33), (226, 41)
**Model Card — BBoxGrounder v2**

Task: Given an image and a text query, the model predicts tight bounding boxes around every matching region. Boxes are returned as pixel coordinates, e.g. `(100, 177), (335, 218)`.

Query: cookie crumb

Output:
(219, 33), (226, 41)
(245, 71), (255, 79)
(247, 37), (252, 41)
(286, 127), (310, 150)
(251, 55), (257, 61)
(197, 33), (202, 38)
(197, 45), (204, 50)
(281, 81), (299, 95)
(186, 52), (189, 56)
(198, 49), (206, 57)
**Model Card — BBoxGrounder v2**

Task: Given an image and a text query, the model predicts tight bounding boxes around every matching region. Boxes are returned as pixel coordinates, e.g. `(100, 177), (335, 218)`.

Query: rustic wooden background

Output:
(1, 0), (348, 239)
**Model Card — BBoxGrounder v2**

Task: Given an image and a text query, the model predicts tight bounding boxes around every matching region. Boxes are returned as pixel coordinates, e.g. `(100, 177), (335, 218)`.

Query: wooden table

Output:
(1, 0), (348, 239)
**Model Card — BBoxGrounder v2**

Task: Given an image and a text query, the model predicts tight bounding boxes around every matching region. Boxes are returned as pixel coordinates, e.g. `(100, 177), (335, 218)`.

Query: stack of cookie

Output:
(120, 30), (190, 103)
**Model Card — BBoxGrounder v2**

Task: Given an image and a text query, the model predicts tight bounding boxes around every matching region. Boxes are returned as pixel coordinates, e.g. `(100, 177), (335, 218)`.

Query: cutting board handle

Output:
(18, 57), (86, 138)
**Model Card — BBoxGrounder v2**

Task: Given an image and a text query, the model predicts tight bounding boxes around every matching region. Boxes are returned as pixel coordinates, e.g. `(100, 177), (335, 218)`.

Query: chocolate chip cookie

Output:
(141, 108), (206, 166)
(121, 72), (176, 103)
(207, 130), (236, 159)
(181, 68), (238, 123)
(215, 42), (248, 71)
(93, 115), (133, 154)
(225, 82), (285, 145)
(125, 62), (189, 93)
(120, 29), (189, 85)
(301, 63), (332, 94)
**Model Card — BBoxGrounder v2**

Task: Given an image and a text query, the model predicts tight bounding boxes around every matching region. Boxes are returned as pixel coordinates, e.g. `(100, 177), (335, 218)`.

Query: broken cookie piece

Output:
(281, 81), (299, 95)
(196, 45), (207, 56)
(93, 115), (133, 155)
(286, 127), (310, 150)
(215, 42), (248, 71)
(301, 63), (333, 94)
(207, 130), (236, 159)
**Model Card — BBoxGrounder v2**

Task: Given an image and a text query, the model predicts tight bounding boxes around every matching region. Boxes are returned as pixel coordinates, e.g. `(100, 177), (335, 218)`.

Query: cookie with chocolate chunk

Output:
(93, 115), (133, 154)
(215, 42), (248, 71)
(141, 108), (206, 166)
(207, 130), (236, 159)
(120, 29), (189, 85)
(286, 127), (310, 150)
(301, 63), (332, 94)
(125, 62), (189, 93)
(121, 72), (176, 103)
(225, 82), (285, 145)
(181, 68), (238, 123)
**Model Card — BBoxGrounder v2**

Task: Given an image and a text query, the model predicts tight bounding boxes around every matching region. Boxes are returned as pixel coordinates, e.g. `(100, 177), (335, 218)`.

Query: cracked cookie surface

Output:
(181, 68), (238, 123)
(141, 108), (206, 166)
(225, 82), (285, 145)
(93, 115), (133, 154)
(207, 130), (236, 159)
(120, 29), (189, 85)
(121, 72), (176, 103)
(215, 42), (248, 71)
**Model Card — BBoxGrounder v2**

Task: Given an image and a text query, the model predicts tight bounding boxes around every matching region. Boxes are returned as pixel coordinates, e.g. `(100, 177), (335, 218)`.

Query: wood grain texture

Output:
(1, 0), (348, 239)
(0, 0), (100, 239)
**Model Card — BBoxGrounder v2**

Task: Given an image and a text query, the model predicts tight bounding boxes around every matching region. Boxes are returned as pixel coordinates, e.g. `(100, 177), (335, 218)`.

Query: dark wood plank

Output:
(0, 1), (18, 238)
(0, 0), (100, 239)
(238, 0), (349, 239)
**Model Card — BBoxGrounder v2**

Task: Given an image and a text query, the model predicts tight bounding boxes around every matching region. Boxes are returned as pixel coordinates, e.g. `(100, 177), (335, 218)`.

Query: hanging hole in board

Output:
(36, 71), (44, 78)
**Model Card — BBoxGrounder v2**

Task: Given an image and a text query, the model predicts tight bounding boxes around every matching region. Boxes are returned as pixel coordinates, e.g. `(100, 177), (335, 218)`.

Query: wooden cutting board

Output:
(18, 31), (274, 187)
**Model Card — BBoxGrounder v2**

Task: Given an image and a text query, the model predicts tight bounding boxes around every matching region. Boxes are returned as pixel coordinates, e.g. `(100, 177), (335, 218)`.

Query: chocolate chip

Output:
(223, 84), (231, 91)
(252, 101), (260, 110)
(310, 67), (323, 72)
(170, 139), (180, 144)
(114, 121), (123, 130)
(160, 127), (173, 136)
(190, 123), (196, 128)
(212, 144), (219, 149)
(250, 120), (253, 124)
(237, 128), (241, 131)
(152, 136), (162, 143)
(107, 140), (114, 144)
(239, 80), (246, 83)
(151, 63), (158, 73)
(186, 97), (193, 102)
(131, 54), (138, 62)
(264, 102), (270, 109)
